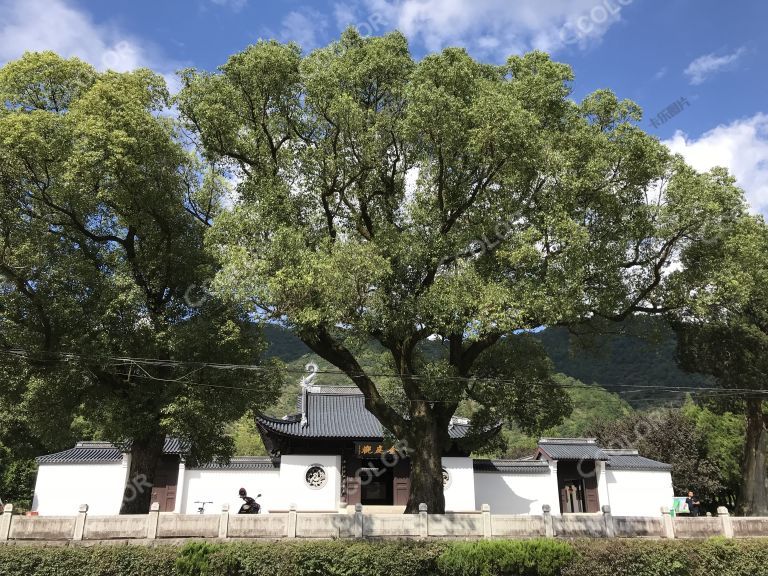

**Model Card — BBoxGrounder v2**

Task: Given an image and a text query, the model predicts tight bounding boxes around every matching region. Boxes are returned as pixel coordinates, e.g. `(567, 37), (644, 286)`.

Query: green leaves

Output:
(175, 31), (745, 468)
(0, 52), (277, 483)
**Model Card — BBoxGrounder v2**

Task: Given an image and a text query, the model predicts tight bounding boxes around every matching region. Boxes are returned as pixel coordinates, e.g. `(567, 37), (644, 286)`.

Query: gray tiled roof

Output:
(37, 438), (186, 464)
(537, 438), (609, 461)
(190, 457), (280, 471)
(257, 386), (473, 439)
(603, 449), (672, 471)
(473, 459), (551, 474)
(36, 442), (123, 464)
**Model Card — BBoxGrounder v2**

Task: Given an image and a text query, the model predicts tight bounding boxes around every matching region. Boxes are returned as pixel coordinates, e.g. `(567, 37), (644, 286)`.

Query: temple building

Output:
(32, 384), (674, 517)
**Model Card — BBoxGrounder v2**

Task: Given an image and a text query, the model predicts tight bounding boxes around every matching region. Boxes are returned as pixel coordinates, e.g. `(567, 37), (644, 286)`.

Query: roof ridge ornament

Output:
(299, 362), (318, 428)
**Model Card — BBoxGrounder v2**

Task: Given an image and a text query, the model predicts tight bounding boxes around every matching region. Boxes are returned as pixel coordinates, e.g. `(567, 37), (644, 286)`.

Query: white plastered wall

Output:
(596, 460), (610, 511)
(605, 469), (674, 517)
(442, 457), (475, 512)
(32, 460), (130, 516)
(277, 455), (341, 511)
(473, 468), (557, 515)
(181, 468), (281, 514)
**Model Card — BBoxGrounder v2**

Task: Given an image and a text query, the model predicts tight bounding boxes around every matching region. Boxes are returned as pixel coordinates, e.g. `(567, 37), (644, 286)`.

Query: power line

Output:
(3, 347), (768, 401)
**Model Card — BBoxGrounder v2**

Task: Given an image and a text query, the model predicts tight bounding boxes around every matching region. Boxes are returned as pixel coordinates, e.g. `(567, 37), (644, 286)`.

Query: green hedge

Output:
(437, 540), (573, 576)
(0, 545), (179, 576)
(201, 540), (444, 576)
(1, 539), (768, 576)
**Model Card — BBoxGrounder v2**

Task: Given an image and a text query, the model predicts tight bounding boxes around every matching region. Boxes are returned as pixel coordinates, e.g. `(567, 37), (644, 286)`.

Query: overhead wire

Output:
(3, 347), (767, 402)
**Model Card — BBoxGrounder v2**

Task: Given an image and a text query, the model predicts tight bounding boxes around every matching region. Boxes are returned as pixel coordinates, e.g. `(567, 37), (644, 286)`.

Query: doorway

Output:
(150, 456), (180, 512)
(560, 479), (587, 513)
(360, 465), (394, 505)
(556, 460), (600, 513)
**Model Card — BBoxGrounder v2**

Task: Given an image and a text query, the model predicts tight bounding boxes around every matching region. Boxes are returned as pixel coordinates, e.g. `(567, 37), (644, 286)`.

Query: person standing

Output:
(685, 491), (701, 517)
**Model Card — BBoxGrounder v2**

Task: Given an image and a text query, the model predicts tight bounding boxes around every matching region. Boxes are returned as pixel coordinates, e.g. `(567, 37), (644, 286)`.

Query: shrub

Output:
(1, 538), (768, 576)
(437, 539), (574, 576)
(693, 537), (768, 576)
(176, 542), (221, 576)
(560, 540), (690, 576)
(0, 545), (178, 576)
(206, 540), (444, 576)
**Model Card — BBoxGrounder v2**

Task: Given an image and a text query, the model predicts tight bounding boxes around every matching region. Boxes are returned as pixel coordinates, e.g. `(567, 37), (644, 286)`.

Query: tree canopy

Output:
(176, 29), (742, 512)
(672, 214), (768, 515)
(0, 52), (279, 513)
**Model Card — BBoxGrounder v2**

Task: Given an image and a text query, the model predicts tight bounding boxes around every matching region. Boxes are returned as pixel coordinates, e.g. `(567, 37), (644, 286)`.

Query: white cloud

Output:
(0, 0), (180, 92)
(663, 113), (768, 214)
(210, 0), (248, 11)
(279, 8), (329, 51)
(684, 47), (745, 85)
(335, 0), (636, 59)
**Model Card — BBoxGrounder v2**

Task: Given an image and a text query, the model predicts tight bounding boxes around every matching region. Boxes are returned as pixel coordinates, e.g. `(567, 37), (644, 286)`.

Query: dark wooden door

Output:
(556, 460), (599, 513)
(584, 471), (600, 513)
(393, 459), (410, 506)
(345, 455), (361, 506)
(150, 456), (180, 512)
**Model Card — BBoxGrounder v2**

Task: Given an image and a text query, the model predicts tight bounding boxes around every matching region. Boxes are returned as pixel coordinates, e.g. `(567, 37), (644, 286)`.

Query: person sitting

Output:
(238, 487), (259, 514)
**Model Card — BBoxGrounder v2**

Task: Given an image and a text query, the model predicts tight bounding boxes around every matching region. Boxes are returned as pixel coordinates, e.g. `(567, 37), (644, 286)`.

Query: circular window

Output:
(442, 467), (451, 488)
(305, 465), (328, 489)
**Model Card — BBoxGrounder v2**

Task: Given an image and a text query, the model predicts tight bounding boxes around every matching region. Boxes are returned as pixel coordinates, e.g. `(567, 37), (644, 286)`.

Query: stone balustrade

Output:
(0, 502), (765, 544)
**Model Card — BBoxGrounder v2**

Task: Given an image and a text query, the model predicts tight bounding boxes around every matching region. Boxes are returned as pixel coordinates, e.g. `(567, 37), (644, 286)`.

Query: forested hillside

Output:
(263, 316), (711, 411)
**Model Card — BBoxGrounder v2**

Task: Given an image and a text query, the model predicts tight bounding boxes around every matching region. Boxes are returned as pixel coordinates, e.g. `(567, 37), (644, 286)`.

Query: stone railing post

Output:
(287, 504), (297, 538)
(354, 503), (363, 538)
(661, 507), (675, 539)
(146, 502), (160, 539)
(718, 506), (733, 539)
(602, 505), (615, 538)
(218, 504), (230, 539)
(418, 503), (428, 538)
(481, 504), (491, 539)
(0, 504), (13, 542)
(73, 504), (88, 541)
(542, 504), (554, 538)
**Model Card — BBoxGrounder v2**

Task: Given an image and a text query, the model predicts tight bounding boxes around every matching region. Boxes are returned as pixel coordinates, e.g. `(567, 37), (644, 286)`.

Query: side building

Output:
(32, 385), (673, 517)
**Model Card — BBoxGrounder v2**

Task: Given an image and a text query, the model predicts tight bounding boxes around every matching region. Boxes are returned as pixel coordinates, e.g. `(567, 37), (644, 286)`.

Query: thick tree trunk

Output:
(404, 421), (446, 514)
(737, 398), (768, 516)
(119, 434), (165, 514)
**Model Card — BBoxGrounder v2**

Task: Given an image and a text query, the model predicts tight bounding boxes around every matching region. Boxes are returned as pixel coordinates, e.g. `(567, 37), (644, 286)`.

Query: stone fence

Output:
(1, 503), (766, 544)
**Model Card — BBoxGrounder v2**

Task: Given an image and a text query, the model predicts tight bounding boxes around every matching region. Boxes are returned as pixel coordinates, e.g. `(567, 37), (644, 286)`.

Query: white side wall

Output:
(442, 457), (475, 512)
(605, 469), (674, 517)
(277, 455), (341, 511)
(32, 461), (129, 516)
(474, 470), (557, 515)
(181, 468), (281, 514)
(596, 461), (610, 512)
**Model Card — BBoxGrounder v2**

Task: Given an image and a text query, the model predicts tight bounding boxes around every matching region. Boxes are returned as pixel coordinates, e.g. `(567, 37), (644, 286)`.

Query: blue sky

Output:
(2, 0), (767, 211)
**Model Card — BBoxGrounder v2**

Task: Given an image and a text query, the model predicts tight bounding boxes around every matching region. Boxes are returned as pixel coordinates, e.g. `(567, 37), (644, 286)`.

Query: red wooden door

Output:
(150, 456), (180, 512)
(393, 459), (410, 506)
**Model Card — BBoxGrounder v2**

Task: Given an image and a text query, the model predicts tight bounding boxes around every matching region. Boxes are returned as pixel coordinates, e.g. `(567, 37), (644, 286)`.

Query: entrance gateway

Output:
(255, 385), (480, 510)
(256, 384), (610, 513)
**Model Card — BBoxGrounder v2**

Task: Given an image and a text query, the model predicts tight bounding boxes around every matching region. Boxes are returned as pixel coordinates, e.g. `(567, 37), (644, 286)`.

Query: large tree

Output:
(672, 214), (768, 516)
(589, 409), (725, 510)
(0, 52), (278, 513)
(176, 30), (741, 513)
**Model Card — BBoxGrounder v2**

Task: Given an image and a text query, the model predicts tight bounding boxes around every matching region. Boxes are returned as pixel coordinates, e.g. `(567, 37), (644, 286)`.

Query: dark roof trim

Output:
(473, 459), (551, 474)
(605, 453), (673, 471)
(37, 437), (186, 464)
(257, 386), (476, 440)
(537, 438), (609, 461)
(189, 457), (280, 471)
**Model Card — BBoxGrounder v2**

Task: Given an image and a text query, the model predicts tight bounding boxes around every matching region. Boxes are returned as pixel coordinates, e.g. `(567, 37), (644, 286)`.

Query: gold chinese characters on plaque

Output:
(354, 442), (398, 457)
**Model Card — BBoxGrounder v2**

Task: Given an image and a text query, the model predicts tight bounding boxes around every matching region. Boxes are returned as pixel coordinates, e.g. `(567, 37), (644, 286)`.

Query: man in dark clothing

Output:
(238, 487), (260, 514)
(686, 490), (701, 516)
